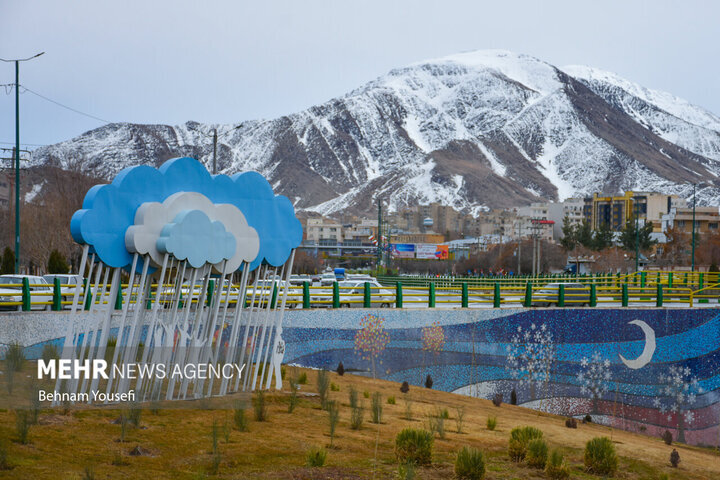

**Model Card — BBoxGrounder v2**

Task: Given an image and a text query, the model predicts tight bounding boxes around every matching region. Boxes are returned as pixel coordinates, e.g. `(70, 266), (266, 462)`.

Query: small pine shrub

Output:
(15, 410), (30, 445)
(253, 391), (268, 422)
(492, 394), (503, 407)
(327, 400), (340, 447)
(371, 392), (383, 423)
(41, 343), (60, 363)
(662, 429), (673, 445)
(584, 436), (618, 476)
(211, 420), (219, 455)
(545, 449), (570, 480)
(330, 382), (340, 392)
(395, 428), (433, 465)
(336, 362), (344, 376)
(350, 403), (364, 430)
(455, 406), (465, 434)
(363, 390), (370, 399)
(427, 408), (446, 439)
(348, 387), (359, 409)
(404, 397), (413, 421)
(0, 440), (9, 470)
(510, 388), (517, 405)
(317, 370), (330, 409)
(82, 465), (96, 480)
(508, 426), (543, 462)
(526, 438), (548, 469)
(128, 403), (142, 427)
(233, 401), (249, 432)
(670, 448), (680, 467)
(582, 414), (592, 424)
(454, 446), (485, 480)
(119, 413), (129, 443)
(438, 408), (449, 419)
(288, 378), (299, 413)
(5, 343), (25, 372)
(565, 417), (577, 429)
(349, 387), (363, 430)
(424, 375), (433, 389)
(306, 446), (327, 467)
(486, 416), (497, 431)
(387, 395), (396, 405)
(400, 381), (410, 394)
(298, 372), (308, 384)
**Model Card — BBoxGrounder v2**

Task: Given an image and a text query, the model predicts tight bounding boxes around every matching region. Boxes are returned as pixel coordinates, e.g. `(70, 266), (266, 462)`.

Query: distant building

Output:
(0, 174), (10, 208)
(390, 231), (445, 244)
(583, 191), (685, 231)
(546, 198), (584, 241)
(661, 207), (720, 234)
(305, 218), (344, 245)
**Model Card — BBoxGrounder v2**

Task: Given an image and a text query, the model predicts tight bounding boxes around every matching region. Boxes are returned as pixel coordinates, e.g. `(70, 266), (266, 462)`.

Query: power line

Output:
(0, 141), (47, 147)
(19, 84), (113, 124)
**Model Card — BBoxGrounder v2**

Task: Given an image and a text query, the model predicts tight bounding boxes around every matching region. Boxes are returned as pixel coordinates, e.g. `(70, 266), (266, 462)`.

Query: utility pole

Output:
(635, 199), (640, 273)
(691, 183), (697, 273)
(208, 124), (242, 175)
(376, 203), (382, 270)
(516, 221), (521, 275)
(1, 52), (44, 274)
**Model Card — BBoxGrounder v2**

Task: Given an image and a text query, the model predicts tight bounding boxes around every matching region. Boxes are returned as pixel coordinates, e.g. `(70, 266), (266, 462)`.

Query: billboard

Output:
(435, 244), (449, 260)
(416, 244), (449, 260)
(415, 244), (434, 259)
(391, 243), (415, 258)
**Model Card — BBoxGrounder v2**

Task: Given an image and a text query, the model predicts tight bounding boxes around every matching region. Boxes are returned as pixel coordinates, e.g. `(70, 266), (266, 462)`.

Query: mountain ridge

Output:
(30, 50), (720, 215)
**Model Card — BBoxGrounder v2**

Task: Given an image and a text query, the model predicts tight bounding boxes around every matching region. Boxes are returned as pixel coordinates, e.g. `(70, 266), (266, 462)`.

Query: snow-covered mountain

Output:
(31, 50), (720, 215)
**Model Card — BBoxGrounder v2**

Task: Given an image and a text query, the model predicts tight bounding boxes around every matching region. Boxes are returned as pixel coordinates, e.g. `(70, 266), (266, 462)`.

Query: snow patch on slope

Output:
(563, 65), (720, 132)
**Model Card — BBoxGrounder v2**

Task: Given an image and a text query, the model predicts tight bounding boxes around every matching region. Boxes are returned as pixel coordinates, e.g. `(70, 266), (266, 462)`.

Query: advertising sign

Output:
(416, 244), (437, 259)
(391, 243), (415, 258)
(435, 244), (449, 260)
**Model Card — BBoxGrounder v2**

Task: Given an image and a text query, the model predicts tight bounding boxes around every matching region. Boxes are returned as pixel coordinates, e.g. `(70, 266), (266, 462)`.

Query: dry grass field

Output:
(0, 366), (718, 479)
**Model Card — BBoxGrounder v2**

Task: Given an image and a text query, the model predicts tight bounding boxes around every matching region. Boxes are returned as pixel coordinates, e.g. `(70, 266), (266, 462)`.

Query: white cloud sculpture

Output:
(125, 191), (260, 271)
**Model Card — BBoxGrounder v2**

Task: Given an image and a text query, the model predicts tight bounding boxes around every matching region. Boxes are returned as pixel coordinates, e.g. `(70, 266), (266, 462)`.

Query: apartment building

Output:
(661, 207), (720, 234)
(583, 191), (685, 231)
(546, 198), (584, 241)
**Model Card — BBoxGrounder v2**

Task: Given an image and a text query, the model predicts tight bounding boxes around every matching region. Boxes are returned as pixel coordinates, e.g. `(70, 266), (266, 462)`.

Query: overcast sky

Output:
(1, 0), (719, 150)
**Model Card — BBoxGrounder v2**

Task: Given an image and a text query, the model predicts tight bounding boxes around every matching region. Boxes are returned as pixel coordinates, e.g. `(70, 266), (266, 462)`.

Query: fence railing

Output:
(2, 276), (719, 311)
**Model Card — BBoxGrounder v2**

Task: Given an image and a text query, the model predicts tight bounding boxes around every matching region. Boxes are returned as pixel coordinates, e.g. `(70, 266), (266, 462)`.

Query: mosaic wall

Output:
(283, 308), (720, 447)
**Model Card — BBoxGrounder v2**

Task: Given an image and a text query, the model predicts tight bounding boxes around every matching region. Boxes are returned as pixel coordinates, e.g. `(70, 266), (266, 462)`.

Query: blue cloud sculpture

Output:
(71, 157), (303, 270)
(157, 210), (236, 268)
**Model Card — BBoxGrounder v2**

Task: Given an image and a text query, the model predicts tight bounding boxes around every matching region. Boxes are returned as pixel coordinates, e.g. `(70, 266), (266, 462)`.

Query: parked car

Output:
(319, 272), (337, 287)
(311, 279), (394, 308)
(43, 274), (84, 308)
(531, 282), (590, 307)
(0, 275), (52, 311)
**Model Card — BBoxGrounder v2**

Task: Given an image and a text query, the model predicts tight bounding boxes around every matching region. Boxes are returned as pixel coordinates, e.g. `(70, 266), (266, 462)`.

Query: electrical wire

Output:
(19, 85), (113, 124)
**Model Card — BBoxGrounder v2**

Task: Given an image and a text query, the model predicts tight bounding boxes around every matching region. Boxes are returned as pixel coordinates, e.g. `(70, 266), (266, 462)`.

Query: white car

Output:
(43, 274), (84, 308)
(312, 280), (395, 308)
(0, 275), (52, 311)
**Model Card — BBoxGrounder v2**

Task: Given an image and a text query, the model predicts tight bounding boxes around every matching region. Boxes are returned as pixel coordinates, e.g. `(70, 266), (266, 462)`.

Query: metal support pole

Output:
(395, 281), (403, 308)
(692, 183), (696, 273)
(14, 62), (20, 273)
(0, 52), (44, 273)
(635, 200), (639, 273)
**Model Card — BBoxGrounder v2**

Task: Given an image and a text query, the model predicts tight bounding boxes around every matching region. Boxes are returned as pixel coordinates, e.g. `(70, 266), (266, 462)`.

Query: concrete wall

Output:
(2, 307), (719, 446)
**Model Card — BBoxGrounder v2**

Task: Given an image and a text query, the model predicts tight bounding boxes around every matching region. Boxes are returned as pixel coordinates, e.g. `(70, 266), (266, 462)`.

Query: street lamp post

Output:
(209, 124), (241, 175)
(691, 183), (697, 273)
(635, 200), (639, 273)
(0, 52), (44, 273)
